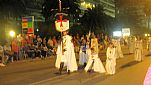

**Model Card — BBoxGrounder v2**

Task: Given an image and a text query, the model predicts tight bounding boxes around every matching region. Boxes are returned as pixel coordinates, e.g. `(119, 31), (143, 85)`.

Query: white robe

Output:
(55, 35), (78, 72)
(128, 39), (135, 53)
(147, 39), (151, 54)
(55, 44), (67, 69)
(134, 40), (143, 61)
(106, 47), (116, 75)
(84, 50), (106, 73)
(114, 40), (124, 59)
(79, 45), (88, 65)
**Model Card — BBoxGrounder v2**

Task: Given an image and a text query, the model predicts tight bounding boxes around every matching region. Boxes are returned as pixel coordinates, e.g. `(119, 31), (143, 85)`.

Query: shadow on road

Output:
(120, 61), (139, 69)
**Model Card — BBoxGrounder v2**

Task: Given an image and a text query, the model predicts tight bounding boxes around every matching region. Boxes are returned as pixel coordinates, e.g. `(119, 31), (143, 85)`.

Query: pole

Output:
(58, 0), (63, 55)
(59, 0), (61, 12)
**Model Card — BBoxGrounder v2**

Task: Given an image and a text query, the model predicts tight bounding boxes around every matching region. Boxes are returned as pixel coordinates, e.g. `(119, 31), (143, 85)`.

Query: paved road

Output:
(0, 47), (150, 85)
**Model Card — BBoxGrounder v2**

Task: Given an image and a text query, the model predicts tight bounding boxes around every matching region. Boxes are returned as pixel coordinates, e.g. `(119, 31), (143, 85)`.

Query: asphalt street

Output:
(0, 46), (150, 85)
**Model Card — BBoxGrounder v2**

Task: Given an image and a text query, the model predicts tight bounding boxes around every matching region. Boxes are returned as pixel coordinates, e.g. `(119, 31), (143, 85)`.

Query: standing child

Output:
(106, 43), (116, 75)
(85, 34), (106, 73)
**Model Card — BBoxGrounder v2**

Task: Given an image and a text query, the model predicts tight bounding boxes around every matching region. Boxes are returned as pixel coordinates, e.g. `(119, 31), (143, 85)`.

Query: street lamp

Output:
(9, 31), (15, 37)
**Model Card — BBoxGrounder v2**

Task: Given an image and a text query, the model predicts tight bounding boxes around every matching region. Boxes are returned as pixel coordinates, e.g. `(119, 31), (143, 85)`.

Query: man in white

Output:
(79, 39), (88, 67)
(134, 37), (143, 62)
(85, 34), (106, 73)
(128, 37), (135, 54)
(106, 43), (116, 75)
(55, 30), (78, 74)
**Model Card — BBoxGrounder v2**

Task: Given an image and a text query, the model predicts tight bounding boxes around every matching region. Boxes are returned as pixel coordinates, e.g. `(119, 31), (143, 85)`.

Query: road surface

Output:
(0, 46), (150, 85)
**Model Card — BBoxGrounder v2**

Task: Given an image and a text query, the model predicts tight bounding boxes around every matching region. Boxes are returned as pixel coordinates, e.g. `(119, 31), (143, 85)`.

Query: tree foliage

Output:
(80, 4), (114, 34)
(42, 0), (81, 22)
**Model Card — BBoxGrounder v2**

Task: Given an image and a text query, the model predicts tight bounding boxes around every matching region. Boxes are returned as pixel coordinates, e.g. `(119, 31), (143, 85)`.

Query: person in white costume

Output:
(134, 37), (143, 62)
(147, 37), (151, 55)
(55, 30), (78, 74)
(128, 37), (135, 54)
(106, 43), (116, 75)
(112, 39), (124, 59)
(84, 34), (106, 73)
(79, 39), (88, 67)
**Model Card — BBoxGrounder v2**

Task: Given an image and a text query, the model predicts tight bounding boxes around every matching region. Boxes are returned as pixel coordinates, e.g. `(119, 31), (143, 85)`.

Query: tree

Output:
(144, 0), (151, 30)
(80, 4), (113, 34)
(42, 0), (81, 22)
(41, 0), (81, 36)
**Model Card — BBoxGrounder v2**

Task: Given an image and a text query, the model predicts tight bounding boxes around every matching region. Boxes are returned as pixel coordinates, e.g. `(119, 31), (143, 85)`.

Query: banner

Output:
(55, 14), (69, 32)
(22, 16), (34, 35)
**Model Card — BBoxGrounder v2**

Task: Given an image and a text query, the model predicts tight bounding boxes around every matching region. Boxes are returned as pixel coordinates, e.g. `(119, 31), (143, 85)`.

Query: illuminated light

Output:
(36, 29), (39, 32)
(93, 4), (95, 8)
(145, 34), (148, 37)
(113, 31), (122, 37)
(148, 34), (150, 36)
(122, 28), (130, 37)
(9, 31), (15, 37)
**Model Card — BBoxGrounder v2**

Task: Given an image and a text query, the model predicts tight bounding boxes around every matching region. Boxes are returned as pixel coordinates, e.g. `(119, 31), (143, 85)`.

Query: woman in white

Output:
(134, 37), (143, 62)
(106, 43), (116, 75)
(113, 39), (124, 59)
(84, 34), (106, 73)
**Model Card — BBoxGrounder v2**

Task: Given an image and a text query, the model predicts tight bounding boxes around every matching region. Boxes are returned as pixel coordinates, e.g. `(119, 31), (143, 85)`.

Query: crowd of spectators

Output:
(0, 32), (111, 66)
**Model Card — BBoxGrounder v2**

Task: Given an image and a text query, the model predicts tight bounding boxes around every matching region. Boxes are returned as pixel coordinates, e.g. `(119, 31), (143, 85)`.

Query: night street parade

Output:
(0, 0), (151, 85)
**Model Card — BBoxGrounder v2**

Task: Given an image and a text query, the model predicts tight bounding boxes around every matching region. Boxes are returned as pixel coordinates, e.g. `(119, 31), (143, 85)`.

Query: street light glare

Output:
(9, 31), (15, 37)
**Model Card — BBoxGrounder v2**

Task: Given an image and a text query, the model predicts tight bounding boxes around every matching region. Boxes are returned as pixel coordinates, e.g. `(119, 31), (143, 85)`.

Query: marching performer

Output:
(79, 38), (88, 67)
(106, 43), (116, 75)
(147, 37), (151, 55)
(55, 30), (78, 74)
(84, 34), (106, 73)
(113, 38), (124, 59)
(134, 37), (143, 62)
(128, 37), (135, 54)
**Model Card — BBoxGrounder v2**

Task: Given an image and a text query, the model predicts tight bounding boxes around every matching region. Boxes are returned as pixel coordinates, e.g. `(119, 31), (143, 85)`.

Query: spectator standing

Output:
(11, 38), (19, 61)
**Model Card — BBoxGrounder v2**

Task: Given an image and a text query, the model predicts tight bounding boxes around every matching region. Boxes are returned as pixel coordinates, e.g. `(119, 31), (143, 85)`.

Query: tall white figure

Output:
(55, 30), (78, 74)
(113, 39), (124, 59)
(147, 37), (151, 55)
(85, 34), (106, 73)
(106, 43), (116, 75)
(128, 37), (135, 54)
(134, 37), (143, 62)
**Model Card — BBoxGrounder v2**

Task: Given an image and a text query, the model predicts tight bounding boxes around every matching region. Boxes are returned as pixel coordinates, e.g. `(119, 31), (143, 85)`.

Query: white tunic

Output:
(147, 38), (151, 54)
(113, 39), (124, 59)
(55, 43), (67, 69)
(134, 40), (143, 61)
(55, 35), (78, 72)
(84, 51), (106, 73)
(85, 38), (105, 73)
(128, 38), (135, 53)
(106, 47), (116, 75)
(79, 45), (88, 65)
